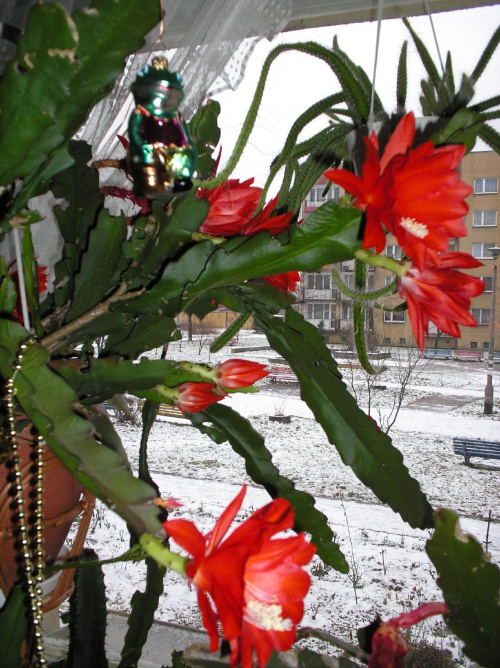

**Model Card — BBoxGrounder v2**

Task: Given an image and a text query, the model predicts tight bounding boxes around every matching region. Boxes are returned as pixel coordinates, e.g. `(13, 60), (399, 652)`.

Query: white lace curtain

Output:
(0, 0), (292, 273)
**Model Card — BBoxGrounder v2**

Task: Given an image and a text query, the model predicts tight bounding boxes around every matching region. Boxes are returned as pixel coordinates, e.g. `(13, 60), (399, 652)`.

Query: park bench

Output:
(452, 437), (500, 465)
(451, 350), (484, 361)
(267, 365), (297, 384)
(423, 349), (452, 359)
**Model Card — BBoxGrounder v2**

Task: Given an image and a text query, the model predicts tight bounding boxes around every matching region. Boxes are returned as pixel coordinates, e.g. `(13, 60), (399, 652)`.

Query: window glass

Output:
(384, 311), (406, 323)
(481, 276), (493, 292)
(473, 210), (497, 226)
(471, 308), (491, 325)
(386, 245), (402, 260)
(472, 242), (495, 259)
(474, 177), (498, 194)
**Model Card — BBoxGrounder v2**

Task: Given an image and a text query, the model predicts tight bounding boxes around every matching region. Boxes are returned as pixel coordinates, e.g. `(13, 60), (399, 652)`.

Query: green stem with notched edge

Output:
(193, 41), (370, 190)
(296, 628), (370, 663)
(43, 545), (145, 575)
(139, 534), (189, 576)
(331, 266), (397, 301)
(355, 248), (409, 276)
(179, 361), (214, 383)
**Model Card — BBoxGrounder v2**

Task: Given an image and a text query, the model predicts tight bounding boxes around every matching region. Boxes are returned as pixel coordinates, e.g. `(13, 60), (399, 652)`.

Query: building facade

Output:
(299, 151), (500, 352)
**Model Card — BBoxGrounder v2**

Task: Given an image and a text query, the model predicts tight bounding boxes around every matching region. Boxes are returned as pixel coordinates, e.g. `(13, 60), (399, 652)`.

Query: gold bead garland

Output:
(5, 339), (46, 666)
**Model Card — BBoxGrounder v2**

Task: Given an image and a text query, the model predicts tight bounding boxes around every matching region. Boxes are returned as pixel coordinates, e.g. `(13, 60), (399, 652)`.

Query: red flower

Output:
(387, 139), (470, 270)
(198, 178), (261, 236)
(241, 195), (294, 236)
(398, 252), (485, 351)
(263, 271), (300, 294)
(163, 486), (315, 668)
(325, 123), (393, 253)
(325, 113), (471, 267)
(198, 181), (293, 238)
(214, 359), (269, 389)
(368, 602), (447, 668)
(174, 382), (224, 414)
(8, 260), (48, 323)
(100, 185), (150, 216)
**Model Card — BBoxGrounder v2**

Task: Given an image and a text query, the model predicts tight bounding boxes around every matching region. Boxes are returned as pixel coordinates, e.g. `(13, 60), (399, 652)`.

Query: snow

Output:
(76, 334), (500, 664)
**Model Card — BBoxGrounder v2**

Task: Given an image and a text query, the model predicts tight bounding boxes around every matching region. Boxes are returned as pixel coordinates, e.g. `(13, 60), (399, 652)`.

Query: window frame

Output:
(481, 276), (493, 293)
(472, 242), (496, 259)
(383, 310), (406, 323)
(386, 244), (403, 261)
(474, 177), (498, 194)
(473, 210), (497, 227)
(471, 308), (492, 326)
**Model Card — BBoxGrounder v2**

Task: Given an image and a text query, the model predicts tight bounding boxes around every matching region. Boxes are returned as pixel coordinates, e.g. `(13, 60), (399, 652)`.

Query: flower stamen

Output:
(244, 599), (293, 632)
(399, 217), (429, 239)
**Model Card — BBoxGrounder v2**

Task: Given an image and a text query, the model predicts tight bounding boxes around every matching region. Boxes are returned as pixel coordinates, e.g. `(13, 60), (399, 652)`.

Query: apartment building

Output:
(299, 151), (500, 352)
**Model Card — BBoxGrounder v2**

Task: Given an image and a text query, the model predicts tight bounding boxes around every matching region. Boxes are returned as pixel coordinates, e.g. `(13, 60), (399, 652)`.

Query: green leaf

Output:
(65, 207), (127, 322)
(189, 100), (222, 179)
(0, 585), (27, 668)
(117, 202), (361, 317)
(471, 94), (500, 113)
(426, 508), (500, 668)
(0, 320), (163, 538)
(0, 3), (79, 187)
(123, 192), (209, 289)
(0, 257), (17, 316)
(396, 41), (408, 111)
(0, 0), (159, 195)
(209, 312), (251, 353)
(182, 644), (358, 668)
(254, 307), (434, 530)
(479, 124), (500, 154)
(67, 549), (108, 668)
(404, 17), (441, 90)
(50, 141), (105, 308)
(196, 403), (348, 572)
(432, 109), (483, 152)
(52, 356), (183, 402)
(471, 24), (500, 84)
(139, 400), (162, 492)
(102, 315), (180, 359)
(118, 559), (166, 668)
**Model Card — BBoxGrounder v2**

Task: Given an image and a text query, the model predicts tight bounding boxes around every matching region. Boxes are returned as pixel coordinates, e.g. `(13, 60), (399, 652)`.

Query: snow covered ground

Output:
(79, 334), (500, 664)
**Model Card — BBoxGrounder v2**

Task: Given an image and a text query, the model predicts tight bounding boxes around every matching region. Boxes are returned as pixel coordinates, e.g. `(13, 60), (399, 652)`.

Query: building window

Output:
(307, 185), (340, 204)
(383, 311), (406, 323)
(474, 177), (498, 194)
(473, 210), (497, 227)
(448, 238), (457, 251)
(472, 242), (496, 259)
(386, 245), (403, 260)
(481, 276), (493, 292)
(343, 274), (355, 289)
(307, 303), (331, 320)
(306, 273), (331, 290)
(483, 341), (489, 349)
(384, 337), (391, 344)
(471, 308), (491, 325)
(471, 342), (478, 349)
(399, 337), (406, 344)
(342, 303), (353, 320)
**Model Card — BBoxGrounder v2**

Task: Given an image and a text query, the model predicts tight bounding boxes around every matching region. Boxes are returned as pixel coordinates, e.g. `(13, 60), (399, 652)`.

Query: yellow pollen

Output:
(244, 599), (293, 632)
(399, 217), (428, 239)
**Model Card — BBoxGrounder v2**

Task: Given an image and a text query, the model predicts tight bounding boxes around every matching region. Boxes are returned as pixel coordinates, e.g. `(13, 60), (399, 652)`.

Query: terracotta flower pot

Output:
(0, 425), (94, 610)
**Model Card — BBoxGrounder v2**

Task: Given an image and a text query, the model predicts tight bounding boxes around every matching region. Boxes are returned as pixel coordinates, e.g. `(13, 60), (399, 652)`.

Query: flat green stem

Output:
(355, 248), (408, 276)
(139, 534), (189, 576)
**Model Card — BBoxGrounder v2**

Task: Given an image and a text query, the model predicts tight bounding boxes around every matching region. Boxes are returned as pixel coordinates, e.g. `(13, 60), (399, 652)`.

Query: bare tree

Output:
(337, 336), (427, 434)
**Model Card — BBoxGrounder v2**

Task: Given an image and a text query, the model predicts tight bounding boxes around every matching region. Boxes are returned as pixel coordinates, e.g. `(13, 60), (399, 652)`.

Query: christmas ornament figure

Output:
(128, 56), (197, 198)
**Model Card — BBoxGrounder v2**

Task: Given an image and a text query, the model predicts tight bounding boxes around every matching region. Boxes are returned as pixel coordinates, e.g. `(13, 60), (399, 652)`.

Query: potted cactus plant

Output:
(1, 1), (500, 667)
